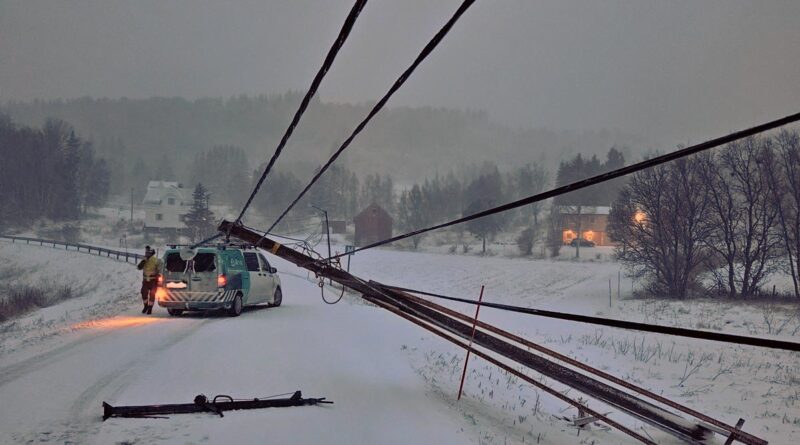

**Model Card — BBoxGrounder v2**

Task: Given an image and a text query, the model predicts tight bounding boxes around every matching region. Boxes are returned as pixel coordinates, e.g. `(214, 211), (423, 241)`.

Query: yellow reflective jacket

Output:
(137, 256), (162, 281)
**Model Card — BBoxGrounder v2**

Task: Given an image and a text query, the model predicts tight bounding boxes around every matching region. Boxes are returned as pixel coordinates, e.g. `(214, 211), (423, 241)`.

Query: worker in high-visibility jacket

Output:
(136, 246), (163, 314)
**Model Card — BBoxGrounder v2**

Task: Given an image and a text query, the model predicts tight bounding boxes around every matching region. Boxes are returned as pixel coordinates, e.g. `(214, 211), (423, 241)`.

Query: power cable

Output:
(234, 0), (368, 224)
(318, 111), (800, 262)
(265, 0), (477, 234)
(376, 283), (800, 352)
(191, 0), (368, 249)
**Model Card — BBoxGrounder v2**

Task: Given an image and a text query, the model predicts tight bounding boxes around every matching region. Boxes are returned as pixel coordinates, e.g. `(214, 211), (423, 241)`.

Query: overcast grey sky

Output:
(1, 0), (799, 147)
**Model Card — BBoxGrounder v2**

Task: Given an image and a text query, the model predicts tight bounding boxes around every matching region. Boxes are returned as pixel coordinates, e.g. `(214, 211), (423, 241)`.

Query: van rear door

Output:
(187, 253), (219, 293)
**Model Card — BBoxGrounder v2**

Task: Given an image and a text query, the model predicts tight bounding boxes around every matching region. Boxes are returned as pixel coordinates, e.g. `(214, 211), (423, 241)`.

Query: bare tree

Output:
(513, 162), (549, 225)
(765, 129), (800, 298)
(609, 157), (713, 298)
(546, 203), (563, 258)
(700, 137), (782, 298)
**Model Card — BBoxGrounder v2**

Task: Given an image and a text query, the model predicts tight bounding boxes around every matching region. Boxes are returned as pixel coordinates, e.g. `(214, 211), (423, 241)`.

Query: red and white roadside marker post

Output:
(457, 285), (485, 401)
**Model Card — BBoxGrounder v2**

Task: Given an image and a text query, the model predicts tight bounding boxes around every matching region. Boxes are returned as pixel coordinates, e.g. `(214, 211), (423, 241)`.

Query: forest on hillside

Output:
(1, 94), (645, 198)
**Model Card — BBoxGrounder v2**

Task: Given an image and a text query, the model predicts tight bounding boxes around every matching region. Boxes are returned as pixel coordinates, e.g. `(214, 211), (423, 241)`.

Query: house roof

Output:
(143, 180), (187, 205)
(354, 203), (392, 223)
(559, 205), (611, 215)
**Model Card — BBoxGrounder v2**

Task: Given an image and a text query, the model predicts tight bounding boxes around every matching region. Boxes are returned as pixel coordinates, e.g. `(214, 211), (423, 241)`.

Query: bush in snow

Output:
(0, 283), (77, 321)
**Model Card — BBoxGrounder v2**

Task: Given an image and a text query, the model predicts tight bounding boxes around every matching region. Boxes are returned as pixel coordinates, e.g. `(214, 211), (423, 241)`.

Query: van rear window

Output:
(165, 253), (186, 272)
(165, 252), (216, 273)
(194, 253), (216, 272)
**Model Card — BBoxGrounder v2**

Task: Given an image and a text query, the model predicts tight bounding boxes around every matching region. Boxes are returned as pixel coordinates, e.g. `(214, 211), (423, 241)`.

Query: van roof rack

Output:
(167, 242), (256, 250)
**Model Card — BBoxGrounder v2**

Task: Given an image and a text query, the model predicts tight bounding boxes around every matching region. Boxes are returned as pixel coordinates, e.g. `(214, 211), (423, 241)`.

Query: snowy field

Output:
(0, 239), (798, 444)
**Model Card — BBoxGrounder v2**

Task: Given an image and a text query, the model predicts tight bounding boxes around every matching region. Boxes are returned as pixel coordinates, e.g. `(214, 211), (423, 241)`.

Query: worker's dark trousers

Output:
(141, 279), (157, 308)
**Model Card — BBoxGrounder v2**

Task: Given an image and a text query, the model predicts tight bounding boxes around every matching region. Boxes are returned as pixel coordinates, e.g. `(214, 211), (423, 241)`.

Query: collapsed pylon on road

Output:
(219, 219), (767, 445)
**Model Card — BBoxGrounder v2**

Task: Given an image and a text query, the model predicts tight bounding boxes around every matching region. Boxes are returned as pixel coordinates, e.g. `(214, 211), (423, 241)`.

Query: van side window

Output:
(243, 252), (260, 272)
(258, 253), (271, 271)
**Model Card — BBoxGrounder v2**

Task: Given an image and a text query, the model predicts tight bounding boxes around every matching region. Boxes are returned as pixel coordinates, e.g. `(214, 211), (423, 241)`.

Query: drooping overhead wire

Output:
(376, 283), (800, 352)
(318, 111), (800, 262)
(265, 0), (477, 234)
(233, 0), (369, 226)
(190, 0), (368, 250)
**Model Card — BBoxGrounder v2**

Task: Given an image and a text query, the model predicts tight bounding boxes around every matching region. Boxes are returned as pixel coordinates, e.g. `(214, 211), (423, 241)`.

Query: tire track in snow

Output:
(0, 329), (114, 388)
(3, 318), (213, 445)
(68, 317), (211, 418)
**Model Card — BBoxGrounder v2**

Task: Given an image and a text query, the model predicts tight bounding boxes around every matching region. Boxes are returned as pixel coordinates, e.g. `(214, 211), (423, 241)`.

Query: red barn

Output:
(354, 204), (392, 246)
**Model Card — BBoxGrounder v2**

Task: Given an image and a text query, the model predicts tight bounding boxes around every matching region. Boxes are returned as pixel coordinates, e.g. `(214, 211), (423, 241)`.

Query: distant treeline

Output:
(0, 114), (110, 225)
(1, 94), (644, 197)
(256, 158), (553, 252)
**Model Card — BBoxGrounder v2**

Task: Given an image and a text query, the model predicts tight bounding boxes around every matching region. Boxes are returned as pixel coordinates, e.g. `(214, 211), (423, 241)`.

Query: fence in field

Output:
(0, 234), (144, 264)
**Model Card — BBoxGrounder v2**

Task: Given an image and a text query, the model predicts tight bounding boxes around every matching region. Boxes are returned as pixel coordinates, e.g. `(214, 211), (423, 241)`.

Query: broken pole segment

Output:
(724, 419), (746, 445)
(102, 391), (332, 420)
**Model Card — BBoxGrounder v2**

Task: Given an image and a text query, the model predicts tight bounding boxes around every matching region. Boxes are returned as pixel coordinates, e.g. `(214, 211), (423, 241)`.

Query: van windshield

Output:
(165, 252), (216, 273)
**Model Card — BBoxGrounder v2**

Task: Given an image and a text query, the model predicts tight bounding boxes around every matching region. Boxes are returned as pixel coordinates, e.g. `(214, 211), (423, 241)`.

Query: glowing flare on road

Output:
(70, 316), (166, 331)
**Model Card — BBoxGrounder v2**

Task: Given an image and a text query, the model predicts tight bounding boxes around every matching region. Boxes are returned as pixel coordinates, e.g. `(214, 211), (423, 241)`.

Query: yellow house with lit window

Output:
(560, 206), (614, 246)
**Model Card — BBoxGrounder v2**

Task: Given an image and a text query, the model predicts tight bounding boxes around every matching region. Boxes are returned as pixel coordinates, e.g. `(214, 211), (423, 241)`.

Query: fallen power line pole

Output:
(218, 220), (767, 445)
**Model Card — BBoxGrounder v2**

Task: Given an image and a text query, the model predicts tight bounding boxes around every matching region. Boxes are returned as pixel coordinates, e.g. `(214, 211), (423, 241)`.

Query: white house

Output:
(143, 181), (190, 234)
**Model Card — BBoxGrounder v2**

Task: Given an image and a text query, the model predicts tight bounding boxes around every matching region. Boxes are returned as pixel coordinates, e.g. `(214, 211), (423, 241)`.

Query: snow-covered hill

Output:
(1, 240), (798, 444)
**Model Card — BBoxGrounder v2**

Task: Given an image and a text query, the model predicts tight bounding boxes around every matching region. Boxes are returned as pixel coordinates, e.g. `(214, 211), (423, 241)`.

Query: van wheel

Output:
(272, 287), (282, 307)
(228, 293), (243, 317)
(167, 308), (183, 316)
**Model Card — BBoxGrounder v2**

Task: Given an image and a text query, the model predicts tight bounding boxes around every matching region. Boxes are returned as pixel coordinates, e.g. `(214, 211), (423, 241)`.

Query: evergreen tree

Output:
(85, 159), (111, 210)
(191, 145), (249, 207)
(0, 115), (109, 224)
(397, 184), (429, 249)
(185, 183), (216, 241)
(360, 173), (395, 215)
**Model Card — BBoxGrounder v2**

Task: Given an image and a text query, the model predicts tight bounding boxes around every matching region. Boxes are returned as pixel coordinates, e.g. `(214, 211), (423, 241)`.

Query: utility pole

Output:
(312, 205), (331, 261)
(575, 205), (582, 259)
(130, 187), (134, 223)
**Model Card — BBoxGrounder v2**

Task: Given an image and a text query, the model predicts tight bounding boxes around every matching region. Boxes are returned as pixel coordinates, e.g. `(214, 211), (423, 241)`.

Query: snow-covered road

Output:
(1, 240), (798, 444)
(0, 244), (471, 444)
